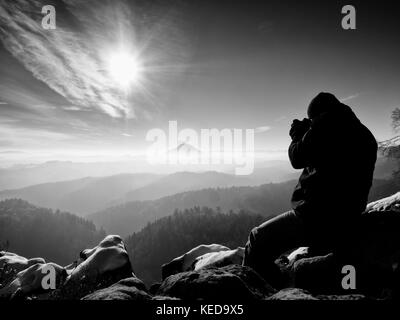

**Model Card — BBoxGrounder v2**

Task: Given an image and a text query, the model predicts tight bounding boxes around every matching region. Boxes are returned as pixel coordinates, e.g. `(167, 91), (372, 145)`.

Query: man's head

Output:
(307, 92), (343, 120)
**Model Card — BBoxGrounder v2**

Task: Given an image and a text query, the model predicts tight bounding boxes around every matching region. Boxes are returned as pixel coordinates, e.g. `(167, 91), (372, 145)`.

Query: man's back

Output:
(289, 96), (378, 226)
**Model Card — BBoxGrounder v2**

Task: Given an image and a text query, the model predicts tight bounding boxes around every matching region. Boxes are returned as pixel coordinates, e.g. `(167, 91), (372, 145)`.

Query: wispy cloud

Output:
(0, 101), (7, 104)
(61, 106), (82, 111)
(340, 93), (360, 102)
(255, 126), (271, 133)
(0, 0), (152, 118)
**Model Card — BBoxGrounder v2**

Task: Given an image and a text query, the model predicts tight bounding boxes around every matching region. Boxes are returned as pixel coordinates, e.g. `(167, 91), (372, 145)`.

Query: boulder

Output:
(292, 253), (340, 294)
(0, 253), (46, 288)
(316, 294), (367, 300)
(193, 247), (244, 271)
(268, 288), (367, 300)
(278, 245), (395, 297)
(48, 235), (134, 300)
(161, 244), (230, 280)
(366, 191), (400, 212)
(149, 282), (161, 295)
(152, 295), (181, 301)
(0, 262), (66, 300)
(157, 264), (276, 301)
(268, 288), (318, 300)
(82, 277), (151, 300)
(286, 247), (310, 263)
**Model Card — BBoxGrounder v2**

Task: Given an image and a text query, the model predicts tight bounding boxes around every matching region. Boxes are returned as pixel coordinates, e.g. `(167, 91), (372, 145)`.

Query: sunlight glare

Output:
(108, 51), (143, 89)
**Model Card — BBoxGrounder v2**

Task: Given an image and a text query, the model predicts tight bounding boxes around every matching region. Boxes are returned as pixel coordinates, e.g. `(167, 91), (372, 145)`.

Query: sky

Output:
(0, 0), (400, 167)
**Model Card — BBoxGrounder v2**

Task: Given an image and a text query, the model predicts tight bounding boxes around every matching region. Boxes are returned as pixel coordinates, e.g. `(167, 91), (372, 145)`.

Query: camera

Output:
(290, 118), (311, 140)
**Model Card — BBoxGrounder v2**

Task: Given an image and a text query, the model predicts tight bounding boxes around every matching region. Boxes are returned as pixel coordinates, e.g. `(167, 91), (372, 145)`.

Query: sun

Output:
(107, 51), (143, 89)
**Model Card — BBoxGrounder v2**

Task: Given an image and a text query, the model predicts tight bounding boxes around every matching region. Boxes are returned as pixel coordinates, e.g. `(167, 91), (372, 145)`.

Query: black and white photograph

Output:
(0, 0), (399, 314)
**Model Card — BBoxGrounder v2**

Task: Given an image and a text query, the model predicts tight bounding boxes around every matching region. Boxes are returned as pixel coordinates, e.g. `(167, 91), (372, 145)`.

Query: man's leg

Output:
(243, 210), (308, 289)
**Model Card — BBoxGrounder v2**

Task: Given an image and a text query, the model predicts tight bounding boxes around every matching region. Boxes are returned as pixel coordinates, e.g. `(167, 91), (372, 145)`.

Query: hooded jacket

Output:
(289, 93), (378, 227)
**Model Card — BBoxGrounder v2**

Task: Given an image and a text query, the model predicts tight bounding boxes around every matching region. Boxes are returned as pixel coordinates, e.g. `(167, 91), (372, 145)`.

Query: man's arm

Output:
(288, 130), (312, 169)
(288, 118), (319, 169)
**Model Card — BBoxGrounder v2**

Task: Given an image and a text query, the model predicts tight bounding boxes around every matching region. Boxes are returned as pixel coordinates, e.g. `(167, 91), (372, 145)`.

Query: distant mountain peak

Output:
(168, 141), (202, 156)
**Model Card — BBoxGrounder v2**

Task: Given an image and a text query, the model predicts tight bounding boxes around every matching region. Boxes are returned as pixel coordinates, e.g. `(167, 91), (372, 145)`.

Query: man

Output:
(242, 92), (378, 288)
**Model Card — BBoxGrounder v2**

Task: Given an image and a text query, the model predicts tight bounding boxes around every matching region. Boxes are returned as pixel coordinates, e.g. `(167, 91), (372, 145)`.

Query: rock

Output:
(316, 294), (367, 300)
(267, 288), (369, 300)
(157, 264), (276, 301)
(286, 247), (310, 264)
(358, 196), (400, 296)
(360, 210), (400, 273)
(366, 192), (400, 213)
(82, 277), (151, 300)
(281, 247), (393, 296)
(267, 288), (318, 300)
(48, 235), (134, 300)
(152, 295), (181, 301)
(193, 247), (244, 271)
(149, 282), (161, 295)
(0, 262), (67, 300)
(292, 253), (341, 294)
(0, 253), (46, 288)
(161, 244), (230, 280)
(268, 288), (368, 300)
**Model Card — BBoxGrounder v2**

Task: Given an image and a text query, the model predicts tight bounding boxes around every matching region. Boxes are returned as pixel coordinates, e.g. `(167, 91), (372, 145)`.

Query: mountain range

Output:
(0, 154), (396, 217)
(0, 163), (299, 215)
(0, 173), (161, 215)
(87, 180), (296, 236)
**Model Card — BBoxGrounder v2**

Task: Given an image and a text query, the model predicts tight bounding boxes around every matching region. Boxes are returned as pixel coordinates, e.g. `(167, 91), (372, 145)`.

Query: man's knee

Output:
(244, 221), (276, 261)
(244, 227), (257, 255)
(244, 211), (306, 261)
(243, 227), (259, 267)
(248, 215), (287, 246)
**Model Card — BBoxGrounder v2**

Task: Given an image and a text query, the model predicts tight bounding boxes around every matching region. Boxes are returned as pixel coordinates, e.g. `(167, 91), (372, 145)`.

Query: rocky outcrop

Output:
(82, 278), (151, 301)
(0, 235), (139, 300)
(0, 253), (46, 289)
(157, 265), (275, 301)
(161, 244), (230, 280)
(1, 192), (400, 300)
(267, 288), (367, 300)
(48, 235), (135, 300)
(267, 288), (318, 300)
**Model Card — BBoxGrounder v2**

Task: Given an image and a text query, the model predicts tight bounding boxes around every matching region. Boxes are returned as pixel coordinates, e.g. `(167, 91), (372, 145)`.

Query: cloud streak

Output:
(340, 93), (360, 102)
(255, 126), (271, 133)
(0, 0), (151, 118)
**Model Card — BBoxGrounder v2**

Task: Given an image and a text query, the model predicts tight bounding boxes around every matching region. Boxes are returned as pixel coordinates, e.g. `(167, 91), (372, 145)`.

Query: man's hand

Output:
(289, 118), (311, 141)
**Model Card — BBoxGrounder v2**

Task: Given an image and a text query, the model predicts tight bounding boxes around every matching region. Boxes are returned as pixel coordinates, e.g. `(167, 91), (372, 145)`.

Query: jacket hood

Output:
(307, 92), (355, 120)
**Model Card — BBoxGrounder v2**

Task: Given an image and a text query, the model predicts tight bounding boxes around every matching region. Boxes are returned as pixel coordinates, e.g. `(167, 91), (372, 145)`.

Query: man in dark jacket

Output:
(242, 92), (378, 288)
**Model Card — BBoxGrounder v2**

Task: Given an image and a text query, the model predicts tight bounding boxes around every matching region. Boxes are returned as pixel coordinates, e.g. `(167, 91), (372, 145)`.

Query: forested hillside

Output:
(0, 199), (106, 264)
(125, 207), (265, 285)
(90, 180), (295, 236)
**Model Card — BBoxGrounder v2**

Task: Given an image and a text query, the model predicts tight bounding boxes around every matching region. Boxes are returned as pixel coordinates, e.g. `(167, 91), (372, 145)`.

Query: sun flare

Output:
(108, 51), (143, 89)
